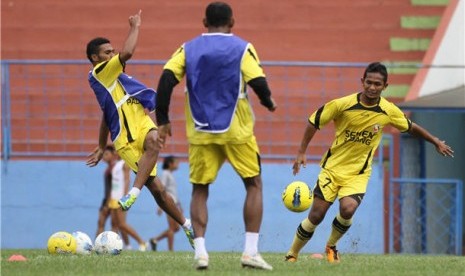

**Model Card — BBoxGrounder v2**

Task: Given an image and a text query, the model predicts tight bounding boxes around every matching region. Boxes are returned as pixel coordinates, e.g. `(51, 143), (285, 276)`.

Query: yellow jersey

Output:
(309, 93), (411, 175)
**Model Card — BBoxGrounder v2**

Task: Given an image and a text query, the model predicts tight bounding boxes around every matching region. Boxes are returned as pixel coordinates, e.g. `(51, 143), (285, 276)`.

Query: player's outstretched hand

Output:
(292, 153), (307, 175)
(157, 123), (172, 149)
(129, 10), (142, 28)
(435, 140), (454, 158)
(86, 146), (104, 167)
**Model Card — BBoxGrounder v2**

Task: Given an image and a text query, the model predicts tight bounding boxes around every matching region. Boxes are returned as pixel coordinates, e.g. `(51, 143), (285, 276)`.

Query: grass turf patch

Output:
(2, 249), (464, 275)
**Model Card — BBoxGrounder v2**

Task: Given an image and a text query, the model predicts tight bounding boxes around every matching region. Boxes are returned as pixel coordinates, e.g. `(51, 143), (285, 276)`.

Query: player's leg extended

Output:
(286, 171), (338, 262)
(326, 173), (367, 263)
(119, 130), (160, 210)
(147, 176), (185, 225)
(325, 196), (360, 263)
(286, 196), (331, 262)
(145, 176), (194, 249)
(134, 130), (160, 189)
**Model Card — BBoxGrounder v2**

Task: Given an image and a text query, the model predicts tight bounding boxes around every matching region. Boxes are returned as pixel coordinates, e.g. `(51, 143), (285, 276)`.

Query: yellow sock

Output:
(288, 218), (317, 257)
(327, 213), (352, 247)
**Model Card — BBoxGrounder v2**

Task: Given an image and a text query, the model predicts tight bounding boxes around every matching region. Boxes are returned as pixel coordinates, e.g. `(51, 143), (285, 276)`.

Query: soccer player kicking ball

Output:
(285, 62), (454, 263)
(85, 10), (194, 249)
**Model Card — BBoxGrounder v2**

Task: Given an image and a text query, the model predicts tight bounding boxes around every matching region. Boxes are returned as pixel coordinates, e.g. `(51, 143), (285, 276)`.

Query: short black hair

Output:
(86, 37), (110, 63)
(363, 62), (388, 83)
(162, 155), (177, 170)
(205, 2), (233, 27)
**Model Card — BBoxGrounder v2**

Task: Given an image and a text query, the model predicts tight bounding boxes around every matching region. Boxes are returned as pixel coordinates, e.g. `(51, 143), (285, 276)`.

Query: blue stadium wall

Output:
(1, 161), (384, 253)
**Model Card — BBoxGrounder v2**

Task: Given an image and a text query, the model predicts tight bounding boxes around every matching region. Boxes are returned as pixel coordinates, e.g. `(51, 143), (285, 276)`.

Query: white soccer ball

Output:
(72, 231), (93, 255)
(94, 231), (123, 255)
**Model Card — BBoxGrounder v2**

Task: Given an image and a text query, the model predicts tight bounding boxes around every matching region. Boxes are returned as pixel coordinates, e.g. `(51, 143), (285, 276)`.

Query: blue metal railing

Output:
(389, 178), (463, 255)
(385, 133), (463, 255)
(5, 59), (439, 161)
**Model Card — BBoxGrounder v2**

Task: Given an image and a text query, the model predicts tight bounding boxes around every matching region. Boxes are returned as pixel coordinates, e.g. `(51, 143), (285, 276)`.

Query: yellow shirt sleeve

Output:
(309, 99), (341, 129)
(388, 103), (412, 132)
(92, 54), (124, 88)
(163, 46), (186, 81)
(241, 44), (265, 83)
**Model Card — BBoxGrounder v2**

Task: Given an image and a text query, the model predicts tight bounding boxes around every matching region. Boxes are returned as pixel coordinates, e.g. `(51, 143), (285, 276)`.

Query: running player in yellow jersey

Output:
(155, 2), (276, 270)
(85, 10), (194, 249)
(285, 62), (454, 263)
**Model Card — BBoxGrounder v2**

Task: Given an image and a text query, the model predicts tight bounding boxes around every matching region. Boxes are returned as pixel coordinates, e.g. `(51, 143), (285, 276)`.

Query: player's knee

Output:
(309, 212), (325, 225)
(340, 204), (357, 219)
(147, 178), (164, 194)
(144, 132), (159, 152)
(152, 183), (164, 194)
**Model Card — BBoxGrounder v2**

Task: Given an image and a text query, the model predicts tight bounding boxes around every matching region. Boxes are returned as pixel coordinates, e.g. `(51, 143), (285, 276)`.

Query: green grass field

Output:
(1, 250), (464, 276)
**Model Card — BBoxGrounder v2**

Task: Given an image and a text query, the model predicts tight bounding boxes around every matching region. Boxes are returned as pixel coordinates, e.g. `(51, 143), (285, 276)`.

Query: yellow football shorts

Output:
(189, 136), (261, 184)
(108, 199), (120, 209)
(314, 168), (370, 203)
(116, 117), (158, 177)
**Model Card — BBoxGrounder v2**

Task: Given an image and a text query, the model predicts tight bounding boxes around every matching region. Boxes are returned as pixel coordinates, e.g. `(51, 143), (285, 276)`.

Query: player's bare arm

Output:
(293, 123), (318, 175)
(119, 10), (142, 64)
(408, 123), (454, 157)
(86, 115), (109, 167)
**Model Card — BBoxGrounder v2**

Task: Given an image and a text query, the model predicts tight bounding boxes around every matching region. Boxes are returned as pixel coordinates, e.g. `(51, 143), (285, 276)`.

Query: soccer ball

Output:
(94, 231), (123, 255)
(47, 231), (77, 254)
(282, 181), (313, 212)
(72, 231), (93, 255)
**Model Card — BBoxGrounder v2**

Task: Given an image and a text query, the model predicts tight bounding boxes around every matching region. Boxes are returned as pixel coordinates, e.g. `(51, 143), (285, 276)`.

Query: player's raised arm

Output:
(408, 122), (454, 157)
(120, 10), (142, 64)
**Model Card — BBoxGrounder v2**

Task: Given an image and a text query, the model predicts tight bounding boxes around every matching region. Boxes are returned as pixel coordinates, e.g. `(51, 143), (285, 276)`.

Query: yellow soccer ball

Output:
(47, 231), (77, 254)
(282, 181), (313, 212)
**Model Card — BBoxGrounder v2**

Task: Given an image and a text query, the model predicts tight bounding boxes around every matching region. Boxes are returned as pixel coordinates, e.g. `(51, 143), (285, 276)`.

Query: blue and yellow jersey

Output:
(164, 33), (265, 145)
(309, 93), (411, 175)
(88, 54), (156, 150)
